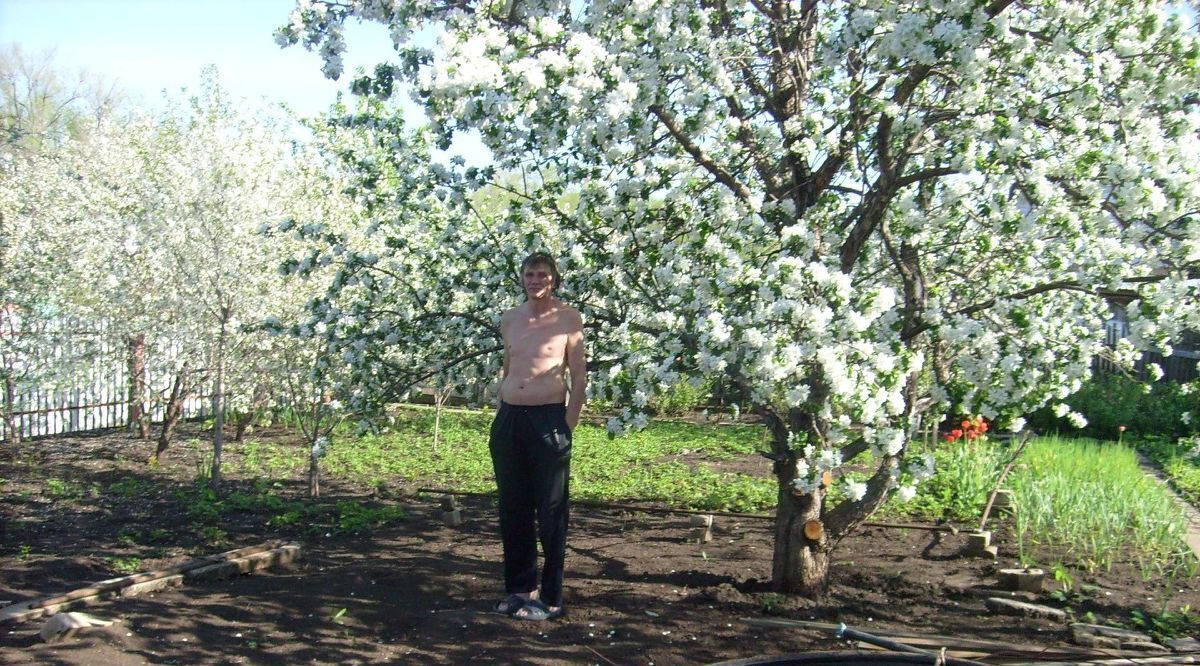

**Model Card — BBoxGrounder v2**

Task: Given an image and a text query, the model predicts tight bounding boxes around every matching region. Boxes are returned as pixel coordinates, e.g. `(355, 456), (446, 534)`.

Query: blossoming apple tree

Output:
(2, 72), (350, 486)
(281, 0), (1200, 593)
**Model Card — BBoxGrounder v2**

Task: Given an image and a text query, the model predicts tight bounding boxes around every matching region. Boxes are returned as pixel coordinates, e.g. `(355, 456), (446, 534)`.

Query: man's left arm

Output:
(564, 309), (586, 431)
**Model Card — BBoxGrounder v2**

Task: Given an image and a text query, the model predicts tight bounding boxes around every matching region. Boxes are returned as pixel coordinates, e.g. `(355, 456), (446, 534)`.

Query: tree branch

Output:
(649, 104), (754, 203)
(901, 279), (1094, 342)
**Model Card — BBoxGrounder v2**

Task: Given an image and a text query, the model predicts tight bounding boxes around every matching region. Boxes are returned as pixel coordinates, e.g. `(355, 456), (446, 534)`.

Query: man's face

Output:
(522, 263), (555, 299)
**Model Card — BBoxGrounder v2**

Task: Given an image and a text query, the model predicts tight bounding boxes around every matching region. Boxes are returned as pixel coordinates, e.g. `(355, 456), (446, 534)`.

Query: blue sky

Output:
(0, 0), (490, 162)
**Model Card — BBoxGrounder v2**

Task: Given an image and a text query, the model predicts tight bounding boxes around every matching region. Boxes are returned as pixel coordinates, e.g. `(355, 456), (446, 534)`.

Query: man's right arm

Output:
(497, 310), (513, 401)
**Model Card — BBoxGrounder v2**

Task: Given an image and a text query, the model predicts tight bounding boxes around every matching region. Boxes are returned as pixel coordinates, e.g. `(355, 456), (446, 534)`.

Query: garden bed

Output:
(2, 422), (1200, 664)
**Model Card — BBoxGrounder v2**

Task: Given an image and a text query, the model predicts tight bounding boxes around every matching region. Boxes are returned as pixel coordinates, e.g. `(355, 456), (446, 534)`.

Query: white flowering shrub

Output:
(281, 0), (1200, 593)
(1, 70), (355, 466)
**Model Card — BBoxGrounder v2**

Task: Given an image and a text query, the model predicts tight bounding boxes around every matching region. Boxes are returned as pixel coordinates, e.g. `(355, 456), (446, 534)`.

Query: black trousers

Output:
(488, 401), (572, 607)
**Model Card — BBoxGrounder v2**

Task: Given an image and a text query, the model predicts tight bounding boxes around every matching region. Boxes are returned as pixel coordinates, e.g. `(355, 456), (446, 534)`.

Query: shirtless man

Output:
(489, 252), (585, 621)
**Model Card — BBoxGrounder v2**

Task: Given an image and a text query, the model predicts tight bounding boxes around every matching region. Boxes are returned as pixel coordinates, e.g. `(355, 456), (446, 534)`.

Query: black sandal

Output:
(513, 598), (565, 621)
(493, 593), (528, 615)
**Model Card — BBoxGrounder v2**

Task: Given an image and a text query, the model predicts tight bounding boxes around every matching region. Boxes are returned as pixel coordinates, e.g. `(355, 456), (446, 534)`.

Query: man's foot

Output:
(512, 599), (564, 621)
(493, 593), (530, 615)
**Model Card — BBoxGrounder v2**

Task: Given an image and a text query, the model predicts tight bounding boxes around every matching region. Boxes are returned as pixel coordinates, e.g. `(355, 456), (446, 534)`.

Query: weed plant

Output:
(105, 555), (142, 574)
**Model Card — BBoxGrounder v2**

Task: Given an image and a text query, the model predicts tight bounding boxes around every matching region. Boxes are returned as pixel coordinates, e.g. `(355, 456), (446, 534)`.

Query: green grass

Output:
(1138, 435), (1200, 504)
(1006, 436), (1191, 574)
(105, 555), (142, 574)
(109, 477), (153, 498)
(207, 408), (1192, 573)
(332, 407), (775, 512)
(225, 406), (774, 512)
(43, 477), (87, 500)
(875, 435), (1191, 574)
(173, 480), (407, 536)
(890, 440), (1011, 522)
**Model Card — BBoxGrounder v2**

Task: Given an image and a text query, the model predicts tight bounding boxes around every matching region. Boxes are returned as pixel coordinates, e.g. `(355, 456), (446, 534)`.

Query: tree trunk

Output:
(234, 383), (269, 442)
(126, 333), (149, 439)
(433, 388), (447, 452)
(154, 366), (188, 461)
(308, 453), (320, 498)
(209, 308), (229, 490)
(2, 368), (18, 446)
(1, 299), (20, 446)
(771, 485), (830, 596)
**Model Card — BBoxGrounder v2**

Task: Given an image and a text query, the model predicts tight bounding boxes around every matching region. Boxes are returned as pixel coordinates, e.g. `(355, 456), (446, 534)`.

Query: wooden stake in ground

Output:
(978, 431), (1031, 532)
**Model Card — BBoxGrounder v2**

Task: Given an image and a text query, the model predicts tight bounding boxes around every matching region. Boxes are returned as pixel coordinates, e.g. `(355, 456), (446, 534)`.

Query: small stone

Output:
(1167, 637), (1200, 652)
(39, 612), (113, 644)
(1070, 623), (1153, 642)
(998, 568), (1045, 592)
(985, 597), (1067, 621)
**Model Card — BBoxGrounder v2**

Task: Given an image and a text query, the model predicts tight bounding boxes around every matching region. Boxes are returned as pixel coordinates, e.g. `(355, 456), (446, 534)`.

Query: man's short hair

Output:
(520, 252), (562, 289)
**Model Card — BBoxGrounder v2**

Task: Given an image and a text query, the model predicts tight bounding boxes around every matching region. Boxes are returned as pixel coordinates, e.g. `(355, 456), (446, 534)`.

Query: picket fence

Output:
(1, 316), (210, 441)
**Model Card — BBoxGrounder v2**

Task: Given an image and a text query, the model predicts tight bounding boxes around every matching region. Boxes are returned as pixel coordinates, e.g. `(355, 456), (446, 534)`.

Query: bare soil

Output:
(2, 424), (1199, 665)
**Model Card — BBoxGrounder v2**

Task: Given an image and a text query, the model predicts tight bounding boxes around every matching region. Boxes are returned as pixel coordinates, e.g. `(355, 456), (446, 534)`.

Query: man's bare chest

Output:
(508, 317), (569, 355)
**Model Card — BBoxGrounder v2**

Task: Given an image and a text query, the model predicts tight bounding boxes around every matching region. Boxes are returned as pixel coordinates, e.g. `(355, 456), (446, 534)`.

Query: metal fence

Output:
(1, 315), (210, 441)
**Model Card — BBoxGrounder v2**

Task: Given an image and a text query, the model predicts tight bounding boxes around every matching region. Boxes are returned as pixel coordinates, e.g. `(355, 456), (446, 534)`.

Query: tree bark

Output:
(771, 485), (830, 596)
(433, 388), (448, 452)
(2, 369), (18, 446)
(154, 366), (188, 461)
(126, 333), (149, 439)
(763, 378), (835, 596)
(209, 307), (229, 490)
(1, 299), (20, 446)
(308, 454), (320, 498)
(234, 383), (269, 442)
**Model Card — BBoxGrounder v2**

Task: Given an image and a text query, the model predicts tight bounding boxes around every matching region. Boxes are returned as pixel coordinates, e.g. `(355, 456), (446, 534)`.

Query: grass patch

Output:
(216, 407), (774, 511)
(173, 481), (406, 536)
(189, 409), (1193, 573)
(1138, 435), (1200, 505)
(109, 476), (153, 498)
(888, 439), (1011, 522)
(1007, 436), (1191, 574)
(318, 407), (775, 512)
(105, 555), (142, 574)
(880, 435), (1191, 575)
(44, 477), (90, 500)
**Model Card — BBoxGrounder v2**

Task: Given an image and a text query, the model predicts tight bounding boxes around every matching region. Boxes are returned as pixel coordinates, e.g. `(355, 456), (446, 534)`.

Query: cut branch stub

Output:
(804, 520), (824, 541)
